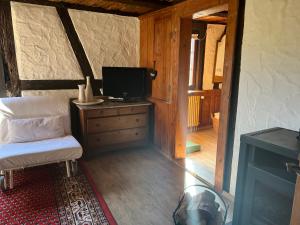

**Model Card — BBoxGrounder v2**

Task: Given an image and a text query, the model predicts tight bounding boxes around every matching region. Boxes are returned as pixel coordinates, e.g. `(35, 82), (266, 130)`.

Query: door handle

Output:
(286, 162), (300, 176)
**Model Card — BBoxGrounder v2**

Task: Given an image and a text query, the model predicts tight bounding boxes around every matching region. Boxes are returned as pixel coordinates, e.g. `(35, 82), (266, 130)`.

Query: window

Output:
(188, 37), (196, 87)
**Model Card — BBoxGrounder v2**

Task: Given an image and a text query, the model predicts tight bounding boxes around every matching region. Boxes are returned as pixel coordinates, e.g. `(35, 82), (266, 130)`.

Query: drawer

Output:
(86, 108), (118, 118)
(86, 106), (148, 118)
(87, 114), (147, 133)
(118, 106), (148, 115)
(88, 128), (147, 148)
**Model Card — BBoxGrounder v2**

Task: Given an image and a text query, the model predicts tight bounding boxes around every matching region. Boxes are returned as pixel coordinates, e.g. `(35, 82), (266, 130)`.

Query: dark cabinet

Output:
(233, 128), (300, 225)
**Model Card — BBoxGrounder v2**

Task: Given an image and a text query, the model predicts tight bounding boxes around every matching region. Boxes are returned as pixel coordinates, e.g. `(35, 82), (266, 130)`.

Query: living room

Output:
(0, 0), (299, 225)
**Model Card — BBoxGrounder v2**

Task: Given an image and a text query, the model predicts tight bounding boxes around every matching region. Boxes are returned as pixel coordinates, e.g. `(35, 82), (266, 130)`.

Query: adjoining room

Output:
(184, 11), (227, 185)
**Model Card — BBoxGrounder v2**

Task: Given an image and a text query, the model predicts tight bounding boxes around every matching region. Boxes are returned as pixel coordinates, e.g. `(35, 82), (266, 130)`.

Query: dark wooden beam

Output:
(104, 0), (170, 9)
(0, 1), (20, 96)
(21, 80), (102, 90)
(8, 0), (139, 17)
(56, 6), (100, 95)
(211, 11), (228, 18)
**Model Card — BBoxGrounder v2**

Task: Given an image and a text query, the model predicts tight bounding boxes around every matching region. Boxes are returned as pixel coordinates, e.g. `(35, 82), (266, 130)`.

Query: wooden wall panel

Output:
(213, 89), (221, 113)
(219, 0), (229, 4)
(152, 14), (172, 102)
(200, 92), (212, 126)
(140, 10), (175, 156)
(140, 18), (148, 67)
(174, 18), (192, 158)
(153, 101), (172, 156)
(140, 0), (228, 160)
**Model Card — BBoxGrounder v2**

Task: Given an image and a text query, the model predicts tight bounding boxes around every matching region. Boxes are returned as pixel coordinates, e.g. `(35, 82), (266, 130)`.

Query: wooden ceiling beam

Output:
(210, 11), (228, 18)
(103, 0), (170, 9)
(8, 0), (140, 17)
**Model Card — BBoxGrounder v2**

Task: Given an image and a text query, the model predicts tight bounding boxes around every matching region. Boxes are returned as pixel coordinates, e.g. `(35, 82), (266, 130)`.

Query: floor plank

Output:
(84, 148), (203, 225)
(178, 128), (218, 185)
(187, 128), (218, 171)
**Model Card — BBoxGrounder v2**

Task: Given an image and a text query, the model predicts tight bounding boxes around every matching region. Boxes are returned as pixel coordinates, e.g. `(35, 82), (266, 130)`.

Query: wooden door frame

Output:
(175, 0), (242, 192)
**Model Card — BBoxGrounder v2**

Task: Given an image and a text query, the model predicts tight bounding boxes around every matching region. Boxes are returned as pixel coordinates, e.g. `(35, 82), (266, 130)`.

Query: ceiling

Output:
(49, 0), (184, 15)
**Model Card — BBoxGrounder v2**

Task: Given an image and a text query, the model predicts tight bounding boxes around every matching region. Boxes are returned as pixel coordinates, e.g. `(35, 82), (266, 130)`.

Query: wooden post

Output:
(214, 0), (241, 192)
(0, 1), (20, 96)
(175, 18), (192, 158)
(56, 6), (100, 95)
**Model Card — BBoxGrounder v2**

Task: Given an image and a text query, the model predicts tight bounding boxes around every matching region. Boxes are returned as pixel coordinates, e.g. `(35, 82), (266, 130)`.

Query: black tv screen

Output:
(102, 67), (148, 99)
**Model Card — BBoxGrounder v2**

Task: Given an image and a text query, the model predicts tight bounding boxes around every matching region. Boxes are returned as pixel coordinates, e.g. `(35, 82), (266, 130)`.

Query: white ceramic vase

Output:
(85, 76), (94, 102)
(78, 84), (86, 102)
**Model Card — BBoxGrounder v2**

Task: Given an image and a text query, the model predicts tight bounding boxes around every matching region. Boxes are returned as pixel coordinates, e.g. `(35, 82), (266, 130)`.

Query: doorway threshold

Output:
(174, 158), (214, 188)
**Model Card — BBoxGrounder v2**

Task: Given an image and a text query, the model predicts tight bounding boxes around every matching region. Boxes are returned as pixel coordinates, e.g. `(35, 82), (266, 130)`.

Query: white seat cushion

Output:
(0, 135), (82, 170)
(8, 116), (65, 143)
(0, 96), (72, 144)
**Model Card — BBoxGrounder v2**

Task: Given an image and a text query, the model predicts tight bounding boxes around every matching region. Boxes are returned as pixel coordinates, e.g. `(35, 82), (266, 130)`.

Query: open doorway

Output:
(176, 10), (229, 186)
(187, 15), (227, 185)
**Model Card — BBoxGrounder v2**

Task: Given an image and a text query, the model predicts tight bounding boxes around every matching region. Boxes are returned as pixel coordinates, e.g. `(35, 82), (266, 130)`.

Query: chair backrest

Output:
(0, 96), (71, 143)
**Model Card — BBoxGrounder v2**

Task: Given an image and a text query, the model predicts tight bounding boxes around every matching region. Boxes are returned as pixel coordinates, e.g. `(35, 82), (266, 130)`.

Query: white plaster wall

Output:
(22, 90), (78, 99)
(11, 2), (83, 80)
(11, 2), (140, 99)
(230, 0), (300, 195)
(69, 9), (140, 79)
(203, 24), (226, 90)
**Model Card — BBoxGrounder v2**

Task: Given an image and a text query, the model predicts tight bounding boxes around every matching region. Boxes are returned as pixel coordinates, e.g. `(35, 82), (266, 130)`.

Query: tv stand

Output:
(74, 100), (153, 158)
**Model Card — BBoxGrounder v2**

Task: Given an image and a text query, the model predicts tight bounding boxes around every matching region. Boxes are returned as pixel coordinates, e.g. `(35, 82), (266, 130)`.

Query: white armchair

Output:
(0, 96), (83, 190)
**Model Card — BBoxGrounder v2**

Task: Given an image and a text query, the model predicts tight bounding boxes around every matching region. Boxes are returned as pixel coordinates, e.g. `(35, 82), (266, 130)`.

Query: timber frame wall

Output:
(139, 0), (241, 192)
(0, 1), (20, 96)
(0, 0), (138, 96)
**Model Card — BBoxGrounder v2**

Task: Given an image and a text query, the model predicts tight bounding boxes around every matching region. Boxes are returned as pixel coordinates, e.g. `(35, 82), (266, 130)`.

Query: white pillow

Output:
(8, 116), (65, 143)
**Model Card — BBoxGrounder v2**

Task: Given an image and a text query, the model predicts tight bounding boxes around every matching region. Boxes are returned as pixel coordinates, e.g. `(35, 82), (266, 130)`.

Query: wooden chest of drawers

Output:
(75, 101), (152, 157)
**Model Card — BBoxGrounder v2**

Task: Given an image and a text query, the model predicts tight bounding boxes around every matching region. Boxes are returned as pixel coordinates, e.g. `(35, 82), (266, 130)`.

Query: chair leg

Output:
(0, 170), (6, 191)
(2, 171), (9, 191)
(65, 160), (72, 178)
(9, 170), (13, 189)
(71, 160), (78, 176)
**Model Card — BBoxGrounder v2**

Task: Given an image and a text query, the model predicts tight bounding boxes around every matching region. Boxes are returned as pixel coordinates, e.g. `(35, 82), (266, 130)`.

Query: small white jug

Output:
(78, 84), (86, 102)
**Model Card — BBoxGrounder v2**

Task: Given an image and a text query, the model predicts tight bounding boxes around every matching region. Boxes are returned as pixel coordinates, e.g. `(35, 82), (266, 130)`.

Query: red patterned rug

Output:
(0, 163), (117, 225)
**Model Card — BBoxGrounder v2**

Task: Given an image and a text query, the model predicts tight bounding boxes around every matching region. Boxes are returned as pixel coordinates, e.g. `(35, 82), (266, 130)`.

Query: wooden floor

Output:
(84, 148), (203, 225)
(187, 128), (218, 170)
(184, 128), (218, 184)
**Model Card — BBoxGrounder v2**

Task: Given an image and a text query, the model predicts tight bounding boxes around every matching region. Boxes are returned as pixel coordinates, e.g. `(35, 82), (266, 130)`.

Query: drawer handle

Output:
(96, 138), (101, 142)
(135, 132), (139, 136)
(136, 119), (140, 122)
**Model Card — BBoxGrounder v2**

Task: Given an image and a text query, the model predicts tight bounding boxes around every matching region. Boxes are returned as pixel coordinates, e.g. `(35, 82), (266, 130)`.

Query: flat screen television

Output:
(102, 67), (148, 100)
